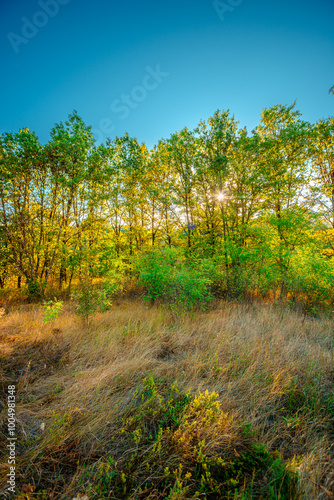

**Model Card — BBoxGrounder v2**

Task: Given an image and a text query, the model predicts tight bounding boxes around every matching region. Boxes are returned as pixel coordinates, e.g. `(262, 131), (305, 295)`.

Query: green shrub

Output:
(27, 279), (46, 299)
(287, 250), (334, 313)
(42, 298), (64, 323)
(135, 249), (213, 310)
(80, 380), (298, 499)
(172, 266), (212, 309)
(72, 276), (112, 325)
(135, 248), (177, 302)
(104, 257), (132, 297)
(191, 257), (226, 297)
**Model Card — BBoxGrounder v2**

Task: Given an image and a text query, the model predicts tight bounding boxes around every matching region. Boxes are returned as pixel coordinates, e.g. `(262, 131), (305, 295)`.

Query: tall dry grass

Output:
(0, 300), (333, 499)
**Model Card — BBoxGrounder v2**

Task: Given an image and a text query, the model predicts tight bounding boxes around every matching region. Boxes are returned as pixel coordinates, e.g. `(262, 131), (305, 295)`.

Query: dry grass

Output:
(0, 299), (333, 499)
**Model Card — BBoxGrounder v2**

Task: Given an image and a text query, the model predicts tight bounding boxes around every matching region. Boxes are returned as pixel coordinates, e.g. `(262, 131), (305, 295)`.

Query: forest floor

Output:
(0, 299), (334, 499)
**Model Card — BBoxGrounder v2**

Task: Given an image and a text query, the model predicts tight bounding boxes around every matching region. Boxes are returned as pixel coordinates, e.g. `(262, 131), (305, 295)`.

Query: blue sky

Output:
(0, 0), (333, 147)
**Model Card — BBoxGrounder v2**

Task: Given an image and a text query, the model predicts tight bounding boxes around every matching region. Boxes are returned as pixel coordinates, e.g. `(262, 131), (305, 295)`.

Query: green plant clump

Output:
(80, 378), (298, 499)
(72, 276), (112, 325)
(135, 249), (213, 310)
(42, 298), (64, 323)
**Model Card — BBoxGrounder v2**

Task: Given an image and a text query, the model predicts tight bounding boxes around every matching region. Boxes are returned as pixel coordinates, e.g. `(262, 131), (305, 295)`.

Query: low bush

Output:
(72, 276), (112, 325)
(80, 378), (298, 499)
(135, 249), (213, 310)
(287, 250), (334, 314)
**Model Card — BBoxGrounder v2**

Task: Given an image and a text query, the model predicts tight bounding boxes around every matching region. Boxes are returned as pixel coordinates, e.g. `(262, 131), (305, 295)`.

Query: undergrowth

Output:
(79, 378), (297, 499)
(0, 299), (333, 499)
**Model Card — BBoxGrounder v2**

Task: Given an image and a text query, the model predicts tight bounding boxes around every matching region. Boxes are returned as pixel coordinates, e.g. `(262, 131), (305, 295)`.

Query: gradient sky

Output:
(1, 0), (334, 148)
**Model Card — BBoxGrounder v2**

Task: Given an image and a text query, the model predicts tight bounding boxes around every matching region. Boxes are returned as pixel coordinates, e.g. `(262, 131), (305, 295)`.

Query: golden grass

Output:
(0, 299), (333, 499)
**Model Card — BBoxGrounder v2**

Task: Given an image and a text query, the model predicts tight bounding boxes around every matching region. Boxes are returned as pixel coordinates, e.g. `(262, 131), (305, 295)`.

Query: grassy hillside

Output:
(0, 300), (334, 499)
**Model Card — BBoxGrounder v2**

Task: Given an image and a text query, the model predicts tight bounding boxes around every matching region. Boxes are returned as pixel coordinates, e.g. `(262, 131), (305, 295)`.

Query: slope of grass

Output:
(0, 300), (333, 499)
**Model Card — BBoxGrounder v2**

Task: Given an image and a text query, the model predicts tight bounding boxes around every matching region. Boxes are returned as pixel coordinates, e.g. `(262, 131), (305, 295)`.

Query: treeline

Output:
(0, 104), (334, 311)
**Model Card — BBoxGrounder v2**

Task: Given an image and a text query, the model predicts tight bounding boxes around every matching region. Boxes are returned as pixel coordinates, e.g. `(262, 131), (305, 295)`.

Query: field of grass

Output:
(0, 299), (334, 499)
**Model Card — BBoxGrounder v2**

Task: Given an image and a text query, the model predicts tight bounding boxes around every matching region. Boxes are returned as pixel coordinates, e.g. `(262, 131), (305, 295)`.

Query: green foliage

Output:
(135, 249), (213, 309)
(72, 276), (112, 325)
(42, 299), (64, 323)
(194, 257), (226, 296)
(80, 380), (298, 499)
(1, 107), (334, 315)
(176, 268), (212, 308)
(27, 279), (46, 299)
(135, 248), (177, 301)
(287, 249), (334, 313)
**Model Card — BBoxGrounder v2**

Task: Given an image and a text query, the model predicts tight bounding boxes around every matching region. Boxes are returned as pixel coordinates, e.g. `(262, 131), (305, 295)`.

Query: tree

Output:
(310, 118), (334, 227)
(46, 110), (95, 288)
(255, 103), (311, 298)
(0, 128), (62, 295)
(167, 128), (197, 248)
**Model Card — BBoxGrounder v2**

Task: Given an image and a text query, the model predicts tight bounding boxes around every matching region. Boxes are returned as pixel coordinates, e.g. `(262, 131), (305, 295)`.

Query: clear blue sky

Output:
(1, 0), (333, 147)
